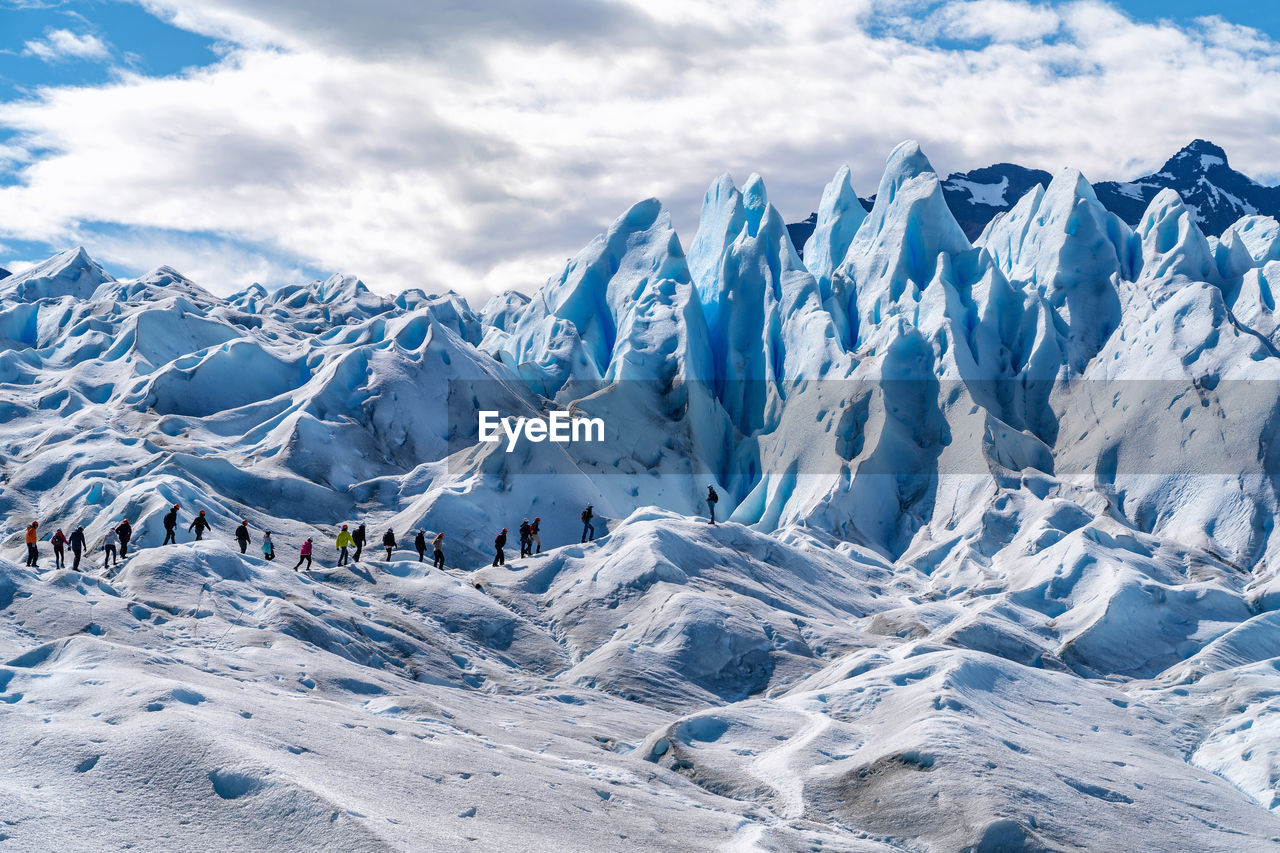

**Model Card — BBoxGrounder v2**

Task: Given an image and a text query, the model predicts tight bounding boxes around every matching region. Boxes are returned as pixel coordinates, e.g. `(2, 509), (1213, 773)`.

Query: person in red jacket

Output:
(294, 538), (313, 571)
(50, 528), (68, 569)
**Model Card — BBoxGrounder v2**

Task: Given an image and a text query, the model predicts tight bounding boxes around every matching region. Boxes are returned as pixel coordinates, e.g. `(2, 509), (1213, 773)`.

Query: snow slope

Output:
(7, 139), (1280, 849)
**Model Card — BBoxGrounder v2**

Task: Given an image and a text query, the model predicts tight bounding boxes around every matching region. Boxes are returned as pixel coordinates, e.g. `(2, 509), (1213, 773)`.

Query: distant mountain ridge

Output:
(787, 139), (1279, 249)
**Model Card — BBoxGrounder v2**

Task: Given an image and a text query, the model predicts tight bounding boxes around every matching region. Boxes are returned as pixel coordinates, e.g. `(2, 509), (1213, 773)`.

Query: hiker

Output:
(493, 528), (507, 566)
(262, 531), (276, 561)
(69, 526), (86, 571)
(103, 526), (119, 570)
(115, 518), (133, 558)
(50, 528), (67, 569)
(294, 538), (313, 571)
(162, 504), (180, 545)
(530, 517), (542, 554)
(707, 485), (719, 525)
(235, 520), (251, 554)
(581, 505), (594, 543)
(188, 510), (211, 541)
(336, 524), (353, 566)
(432, 532), (444, 569)
(414, 530), (426, 562)
(25, 521), (39, 567)
(519, 519), (532, 557)
(382, 529), (396, 561)
(352, 523), (366, 562)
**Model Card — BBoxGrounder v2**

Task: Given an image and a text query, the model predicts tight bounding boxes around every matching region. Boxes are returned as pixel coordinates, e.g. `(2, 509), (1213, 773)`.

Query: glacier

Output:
(5, 140), (1280, 850)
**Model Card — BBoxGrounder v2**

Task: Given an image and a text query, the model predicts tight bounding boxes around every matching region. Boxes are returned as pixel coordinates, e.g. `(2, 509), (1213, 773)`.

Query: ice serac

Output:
(687, 172), (849, 440)
(833, 140), (972, 351)
(802, 165), (866, 307)
(979, 169), (1131, 373)
(479, 290), (531, 333)
(0, 247), (114, 302)
(1135, 188), (1219, 303)
(490, 197), (708, 395)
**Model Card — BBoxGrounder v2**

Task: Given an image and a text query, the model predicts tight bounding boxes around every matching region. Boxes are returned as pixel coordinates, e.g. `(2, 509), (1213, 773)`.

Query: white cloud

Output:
(22, 29), (111, 63)
(2, 0), (1280, 300)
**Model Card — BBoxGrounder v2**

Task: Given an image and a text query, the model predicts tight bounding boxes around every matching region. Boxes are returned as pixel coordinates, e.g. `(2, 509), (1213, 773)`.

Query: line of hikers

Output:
(19, 488), (723, 574)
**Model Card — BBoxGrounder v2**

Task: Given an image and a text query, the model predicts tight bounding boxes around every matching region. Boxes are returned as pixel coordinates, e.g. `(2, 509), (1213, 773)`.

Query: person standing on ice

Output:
(336, 525), (353, 566)
(24, 521), (39, 567)
(188, 510), (211, 541)
(50, 528), (67, 569)
(382, 529), (397, 561)
(294, 538), (313, 571)
(432, 532), (445, 569)
(235, 520), (251, 554)
(115, 518), (133, 558)
(530, 517), (541, 554)
(580, 505), (594, 543)
(706, 485), (719, 525)
(103, 526), (119, 570)
(519, 519), (532, 557)
(493, 528), (507, 566)
(352, 523), (366, 562)
(414, 530), (426, 562)
(262, 531), (276, 560)
(69, 526), (86, 571)
(162, 504), (180, 545)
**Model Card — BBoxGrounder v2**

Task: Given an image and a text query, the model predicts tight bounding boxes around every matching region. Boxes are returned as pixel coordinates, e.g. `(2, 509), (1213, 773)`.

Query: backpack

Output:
(581, 509), (590, 522)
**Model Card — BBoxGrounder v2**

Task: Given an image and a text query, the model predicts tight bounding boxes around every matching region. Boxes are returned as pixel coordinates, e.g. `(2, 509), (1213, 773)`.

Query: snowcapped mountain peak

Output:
(877, 139), (936, 202)
(1162, 138), (1230, 174)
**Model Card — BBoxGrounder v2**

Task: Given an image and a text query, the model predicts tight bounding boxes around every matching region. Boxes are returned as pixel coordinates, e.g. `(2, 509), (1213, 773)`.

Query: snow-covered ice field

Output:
(6, 141), (1280, 850)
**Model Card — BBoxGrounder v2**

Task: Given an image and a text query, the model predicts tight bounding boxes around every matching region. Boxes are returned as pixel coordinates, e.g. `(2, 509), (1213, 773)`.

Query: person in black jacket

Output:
(115, 518), (133, 557)
(530, 517), (541, 554)
(414, 530), (426, 562)
(707, 485), (719, 524)
(493, 528), (507, 566)
(352, 523), (366, 562)
(162, 504), (180, 545)
(519, 519), (531, 557)
(188, 510), (211, 541)
(581, 505), (594, 543)
(69, 526), (86, 571)
(235, 520), (251, 553)
(382, 529), (396, 561)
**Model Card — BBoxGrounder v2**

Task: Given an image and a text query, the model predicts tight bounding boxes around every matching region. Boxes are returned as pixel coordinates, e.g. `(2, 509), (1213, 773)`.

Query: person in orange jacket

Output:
(24, 521), (39, 567)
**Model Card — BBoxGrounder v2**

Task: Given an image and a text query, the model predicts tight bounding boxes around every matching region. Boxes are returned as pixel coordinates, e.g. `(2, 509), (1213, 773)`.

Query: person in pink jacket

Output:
(293, 538), (313, 571)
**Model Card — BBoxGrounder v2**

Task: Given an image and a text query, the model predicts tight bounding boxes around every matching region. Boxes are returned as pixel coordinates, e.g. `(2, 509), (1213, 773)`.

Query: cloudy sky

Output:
(1, 0), (1279, 299)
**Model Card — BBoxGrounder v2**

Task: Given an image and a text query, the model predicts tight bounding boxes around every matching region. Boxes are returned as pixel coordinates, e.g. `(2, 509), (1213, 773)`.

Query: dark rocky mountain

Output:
(789, 140), (1280, 253)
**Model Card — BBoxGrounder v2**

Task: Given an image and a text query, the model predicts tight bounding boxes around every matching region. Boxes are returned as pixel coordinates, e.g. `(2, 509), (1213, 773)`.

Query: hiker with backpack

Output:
(519, 519), (532, 557)
(162, 504), (180, 545)
(414, 530), (427, 562)
(493, 528), (507, 566)
(262, 531), (276, 560)
(530, 517), (542, 554)
(24, 521), (39, 567)
(352, 523), (366, 561)
(235, 520), (251, 553)
(382, 529), (396, 561)
(707, 485), (719, 524)
(188, 510), (211, 541)
(115, 518), (133, 557)
(50, 528), (67, 569)
(433, 532), (445, 569)
(581, 505), (594, 543)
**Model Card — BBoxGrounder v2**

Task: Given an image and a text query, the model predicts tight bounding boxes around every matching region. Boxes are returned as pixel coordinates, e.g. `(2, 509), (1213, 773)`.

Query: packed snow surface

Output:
(7, 141), (1280, 850)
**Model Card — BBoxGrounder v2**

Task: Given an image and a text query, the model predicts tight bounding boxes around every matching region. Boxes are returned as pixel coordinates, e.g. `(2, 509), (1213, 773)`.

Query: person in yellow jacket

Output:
(25, 521), (39, 567)
(336, 524), (353, 566)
